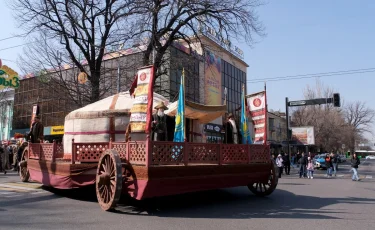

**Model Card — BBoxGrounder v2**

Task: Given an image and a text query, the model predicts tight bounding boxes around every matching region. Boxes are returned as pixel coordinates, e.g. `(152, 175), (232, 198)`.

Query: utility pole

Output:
(285, 97), (290, 160)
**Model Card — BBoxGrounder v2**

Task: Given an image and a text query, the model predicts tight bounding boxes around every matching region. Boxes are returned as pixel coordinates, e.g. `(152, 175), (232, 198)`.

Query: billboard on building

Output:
(291, 126), (315, 145)
(204, 50), (221, 105)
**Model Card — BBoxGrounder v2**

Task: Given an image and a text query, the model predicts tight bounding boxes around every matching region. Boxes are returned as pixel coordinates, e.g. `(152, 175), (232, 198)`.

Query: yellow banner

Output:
(130, 122), (146, 132)
(135, 84), (149, 96)
(51, 126), (64, 135)
(130, 104), (148, 113)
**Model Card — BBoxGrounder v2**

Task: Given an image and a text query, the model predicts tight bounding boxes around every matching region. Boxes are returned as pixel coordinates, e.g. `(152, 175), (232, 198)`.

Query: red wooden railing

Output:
(28, 141), (64, 162)
(31, 139), (270, 166)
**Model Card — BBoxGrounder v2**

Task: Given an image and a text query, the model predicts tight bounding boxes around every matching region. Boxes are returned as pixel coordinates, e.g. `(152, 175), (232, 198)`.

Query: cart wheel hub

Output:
(99, 173), (111, 186)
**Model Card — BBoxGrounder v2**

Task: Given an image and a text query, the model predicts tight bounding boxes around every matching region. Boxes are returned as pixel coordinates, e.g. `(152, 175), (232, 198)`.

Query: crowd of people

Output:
(0, 142), (28, 174)
(273, 151), (361, 181)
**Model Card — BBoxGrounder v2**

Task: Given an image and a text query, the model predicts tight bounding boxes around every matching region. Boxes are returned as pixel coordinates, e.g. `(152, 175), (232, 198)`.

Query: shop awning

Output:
(165, 101), (227, 123)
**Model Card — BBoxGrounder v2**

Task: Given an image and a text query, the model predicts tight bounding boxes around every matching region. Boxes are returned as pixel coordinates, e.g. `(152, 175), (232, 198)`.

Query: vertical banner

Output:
(129, 66), (155, 133)
(204, 50), (222, 105)
(240, 84), (252, 144)
(173, 69), (185, 142)
(30, 104), (39, 128)
(246, 91), (267, 144)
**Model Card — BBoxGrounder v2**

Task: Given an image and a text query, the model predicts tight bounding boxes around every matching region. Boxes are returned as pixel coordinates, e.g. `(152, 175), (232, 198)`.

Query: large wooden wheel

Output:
(19, 148), (30, 182)
(96, 149), (123, 211)
(248, 162), (278, 196)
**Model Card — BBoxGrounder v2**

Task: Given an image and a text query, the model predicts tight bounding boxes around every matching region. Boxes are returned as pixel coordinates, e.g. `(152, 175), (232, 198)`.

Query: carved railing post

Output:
(146, 135), (150, 167)
(52, 140), (57, 162)
(71, 138), (76, 164)
(109, 138), (113, 149)
(184, 140), (188, 166)
(219, 143), (223, 165)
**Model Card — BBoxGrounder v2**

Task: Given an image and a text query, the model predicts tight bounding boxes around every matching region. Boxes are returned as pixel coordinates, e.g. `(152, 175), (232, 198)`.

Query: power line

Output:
(0, 33), (28, 42)
(247, 68), (375, 83)
(0, 42), (36, 52)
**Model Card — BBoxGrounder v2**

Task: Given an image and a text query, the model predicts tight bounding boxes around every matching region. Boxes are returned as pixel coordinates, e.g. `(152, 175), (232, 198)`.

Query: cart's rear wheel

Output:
(19, 148), (30, 182)
(96, 149), (122, 211)
(248, 162), (278, 196)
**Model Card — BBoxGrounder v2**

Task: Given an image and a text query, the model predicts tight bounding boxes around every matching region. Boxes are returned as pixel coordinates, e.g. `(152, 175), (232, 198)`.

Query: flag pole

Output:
(183, 68), (186, 142)
(264, 82), (268, 145)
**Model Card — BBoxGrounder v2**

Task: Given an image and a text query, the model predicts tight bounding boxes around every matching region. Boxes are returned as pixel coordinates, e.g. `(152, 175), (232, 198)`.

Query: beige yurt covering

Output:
(63, 91), (169, 155)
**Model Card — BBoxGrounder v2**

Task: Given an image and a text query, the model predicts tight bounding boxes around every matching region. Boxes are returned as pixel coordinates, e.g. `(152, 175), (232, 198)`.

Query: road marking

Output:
(365, 175), (373, 179)
(0, 183), (42, 191)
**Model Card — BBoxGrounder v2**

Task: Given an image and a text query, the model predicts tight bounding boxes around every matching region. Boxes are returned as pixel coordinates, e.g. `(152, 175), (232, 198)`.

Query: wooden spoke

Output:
(96, 149), (122, 211)
(248, 162), (278, 197)
(19, 148), (30, 182)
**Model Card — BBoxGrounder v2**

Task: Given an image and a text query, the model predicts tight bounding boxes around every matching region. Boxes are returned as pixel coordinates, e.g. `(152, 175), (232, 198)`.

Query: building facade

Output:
(11, 34), (248, 142)
(0, 89), (14, 141)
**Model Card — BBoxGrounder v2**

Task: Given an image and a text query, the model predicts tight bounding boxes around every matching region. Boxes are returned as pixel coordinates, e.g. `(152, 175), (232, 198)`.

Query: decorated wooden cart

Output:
(19, 66), (278, 211)
(19, 138), (277, 211)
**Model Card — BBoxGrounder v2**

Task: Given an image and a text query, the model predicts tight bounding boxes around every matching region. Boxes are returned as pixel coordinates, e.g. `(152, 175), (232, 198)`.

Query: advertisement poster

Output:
(204, 50), (221, 105)
(129, 66), (155, 133)
(246, 91), (266, 144)
(291, 127), (315, 145)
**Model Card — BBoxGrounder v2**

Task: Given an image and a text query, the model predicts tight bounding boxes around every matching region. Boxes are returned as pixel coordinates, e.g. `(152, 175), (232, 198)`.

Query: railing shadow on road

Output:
(110, 187), (375, 219)
(42, 185), (98, 203)
(0, 194), (61, 209)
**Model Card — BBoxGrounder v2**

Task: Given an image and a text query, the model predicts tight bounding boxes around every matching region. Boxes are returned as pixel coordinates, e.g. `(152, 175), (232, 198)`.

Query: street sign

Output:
(289, 100), (306, 106)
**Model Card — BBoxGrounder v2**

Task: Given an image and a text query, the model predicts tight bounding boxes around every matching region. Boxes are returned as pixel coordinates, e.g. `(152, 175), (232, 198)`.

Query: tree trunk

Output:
(90, 71), (101, 103)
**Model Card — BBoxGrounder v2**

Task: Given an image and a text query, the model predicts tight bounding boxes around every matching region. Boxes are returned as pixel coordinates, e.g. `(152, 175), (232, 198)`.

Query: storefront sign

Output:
(291, 126), (315, 145)
(201, 26), (244, 60)
(0, 65), (20, 89)
(51, 126), (64, 135)
(204, 123), (223, 134)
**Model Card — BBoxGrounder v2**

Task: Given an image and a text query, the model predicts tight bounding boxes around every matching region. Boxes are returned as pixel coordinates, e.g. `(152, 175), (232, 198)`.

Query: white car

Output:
(365, 155), (375, 160)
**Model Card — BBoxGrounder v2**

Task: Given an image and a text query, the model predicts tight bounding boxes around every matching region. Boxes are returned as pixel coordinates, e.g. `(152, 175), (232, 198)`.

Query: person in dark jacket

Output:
(299, 152), (308, 178)
(325, 154), (333, 177)
(282, 153), (291, 175)
(27, 115), (44, 143)
(350, 153), (360, 181)
(331, 152), (338, 177)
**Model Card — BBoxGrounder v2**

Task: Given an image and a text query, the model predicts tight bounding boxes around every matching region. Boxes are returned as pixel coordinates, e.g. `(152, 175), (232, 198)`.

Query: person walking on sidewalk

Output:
(307, 157), (314, 179)
(282, 153), (290, 175)
(350, 153), (360, 181)
(331, 152), (338, 177)
(325, 154), (333, 177)
(276, 154), (284, 178)
(299, 152), (308, 178)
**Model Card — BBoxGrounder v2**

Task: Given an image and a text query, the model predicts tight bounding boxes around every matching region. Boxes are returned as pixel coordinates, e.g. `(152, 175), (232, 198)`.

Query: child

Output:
(307, 157), (314, 179)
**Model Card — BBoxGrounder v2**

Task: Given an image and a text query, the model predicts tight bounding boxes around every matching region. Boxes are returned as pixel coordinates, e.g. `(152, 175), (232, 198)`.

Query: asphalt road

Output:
(0, 160), (374, 230)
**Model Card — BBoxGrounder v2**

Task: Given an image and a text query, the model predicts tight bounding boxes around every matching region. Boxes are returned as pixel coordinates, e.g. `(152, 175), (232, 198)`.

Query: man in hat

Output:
(225, 113), (238, 144)
(152, 102), (169, 141)
(27, 115), (44, 143)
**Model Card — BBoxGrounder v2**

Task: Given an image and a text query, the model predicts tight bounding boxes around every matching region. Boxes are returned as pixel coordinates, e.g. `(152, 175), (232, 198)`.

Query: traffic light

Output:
(333, 93), (340, 107)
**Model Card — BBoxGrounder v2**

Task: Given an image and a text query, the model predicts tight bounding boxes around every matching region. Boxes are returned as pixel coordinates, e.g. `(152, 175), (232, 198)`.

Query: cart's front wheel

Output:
(248, 162), (278, 196)
(19, 148), (30, 182)
(96, 149), (122, 211)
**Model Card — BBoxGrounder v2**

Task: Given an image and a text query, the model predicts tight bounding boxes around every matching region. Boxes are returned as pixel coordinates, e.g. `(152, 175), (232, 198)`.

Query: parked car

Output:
(314, 154), (326, 169)
(338, 154), (347, 163)
(365, 155), (375, 160)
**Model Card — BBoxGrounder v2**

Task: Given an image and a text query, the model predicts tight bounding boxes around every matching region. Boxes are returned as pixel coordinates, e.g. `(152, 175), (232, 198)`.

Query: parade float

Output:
(19, 66), (278, 211)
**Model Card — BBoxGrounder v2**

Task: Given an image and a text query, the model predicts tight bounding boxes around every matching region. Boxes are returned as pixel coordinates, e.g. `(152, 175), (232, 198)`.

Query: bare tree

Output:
(291, 80), (346, 152)
(135, 0), (265, 71)
(344, 101), (375, 153)
(11, 0), (140, 103)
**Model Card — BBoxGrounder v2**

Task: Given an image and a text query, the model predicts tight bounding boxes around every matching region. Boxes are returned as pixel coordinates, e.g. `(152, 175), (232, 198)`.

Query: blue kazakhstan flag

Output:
(240, 84), (252, 144)
(173, 69), (185, 142)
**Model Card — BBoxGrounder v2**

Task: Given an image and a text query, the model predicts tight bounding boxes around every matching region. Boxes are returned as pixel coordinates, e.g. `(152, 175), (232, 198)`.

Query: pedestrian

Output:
(325, 154), (333, 177)
(282, 153), (290, 175)
(276, 154), (284, 178)
(1, 145), (10, 174)
(350, 153), (360, 181)
(299, 152), (308, 178)
(331, 152), (338, 177)
(307, 157), (314, 179)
